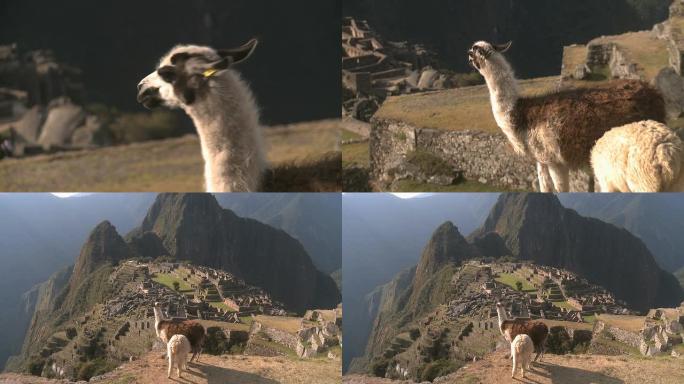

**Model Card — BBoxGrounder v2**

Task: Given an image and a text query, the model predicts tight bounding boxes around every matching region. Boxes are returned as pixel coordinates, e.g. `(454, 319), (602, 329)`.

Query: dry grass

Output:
(374, 77), (560, 133)
(562, 45), (589, 75)
(0, 120), (340, 192)
(597, 314), (646, 333)
(254, 315), (303, 334)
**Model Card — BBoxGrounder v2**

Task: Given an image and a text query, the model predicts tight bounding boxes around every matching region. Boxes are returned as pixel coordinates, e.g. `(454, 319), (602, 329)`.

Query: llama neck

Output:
(496, 305), (508, 332)
(185, 70), (266, 192)
(153, 306), (163, 337)
(480, 55), (526, 154)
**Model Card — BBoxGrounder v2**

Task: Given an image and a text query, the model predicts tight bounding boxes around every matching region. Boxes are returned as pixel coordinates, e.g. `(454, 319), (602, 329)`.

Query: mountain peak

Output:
(414, 221), (476, 287)
(70, 220), (129, 284)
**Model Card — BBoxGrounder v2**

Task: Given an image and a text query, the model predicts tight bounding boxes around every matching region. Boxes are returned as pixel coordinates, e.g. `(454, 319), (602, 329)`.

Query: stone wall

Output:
(592, 320), (642, 349)
(370, 119), (592, 192)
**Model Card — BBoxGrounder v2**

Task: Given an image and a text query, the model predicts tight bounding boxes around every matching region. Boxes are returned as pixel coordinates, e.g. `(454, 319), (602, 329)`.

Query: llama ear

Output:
(217, 38), (258, 65)
(494, 41), (512, 53)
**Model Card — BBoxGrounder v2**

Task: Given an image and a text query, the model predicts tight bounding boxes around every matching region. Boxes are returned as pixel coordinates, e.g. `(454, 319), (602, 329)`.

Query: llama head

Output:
(468, 41), (512, 73)
(137, 39), (258, 109)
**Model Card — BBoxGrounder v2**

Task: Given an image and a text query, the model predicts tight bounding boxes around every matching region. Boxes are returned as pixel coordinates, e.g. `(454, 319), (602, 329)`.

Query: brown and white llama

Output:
(153, 302), (206, 362)
(591, 120), (684, 192)
(495, 302), (548, 361)
(468, 41), (666, 192)
(167, 334), (191, 379)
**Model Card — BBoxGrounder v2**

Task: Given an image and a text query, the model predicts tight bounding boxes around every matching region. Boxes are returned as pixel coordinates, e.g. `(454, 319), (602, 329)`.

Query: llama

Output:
(137, 39), (266, 192)
(468, 41), (666, 192)
(511, 334), (534, 379)
(495, 302), (548, 361)
(153, 302), (206, 362)
(591, 120), (684, 192)
(167, 334), (192, 379)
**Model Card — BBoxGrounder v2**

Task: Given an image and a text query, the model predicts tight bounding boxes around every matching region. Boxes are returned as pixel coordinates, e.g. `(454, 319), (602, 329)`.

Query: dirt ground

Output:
(0, 351), (341, 384)
(344, 349), (684, 384)
(0, 119), (340, 192)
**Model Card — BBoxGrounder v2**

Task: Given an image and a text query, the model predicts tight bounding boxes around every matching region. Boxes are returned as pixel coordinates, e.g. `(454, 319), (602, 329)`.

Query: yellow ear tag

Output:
(203, 68), (218, 78)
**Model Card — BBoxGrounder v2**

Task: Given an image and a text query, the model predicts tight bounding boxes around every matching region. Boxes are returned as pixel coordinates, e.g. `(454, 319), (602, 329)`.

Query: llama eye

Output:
(157, 66), (176, 83)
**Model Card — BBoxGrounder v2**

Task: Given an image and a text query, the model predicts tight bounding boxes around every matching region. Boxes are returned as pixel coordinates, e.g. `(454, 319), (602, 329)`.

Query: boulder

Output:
(654, 67), (684, 119)
(71, 115), (106, 148)
(11, 106), (44, 144)
(417, 69), (438, 89)
(38, 98), (85, 148)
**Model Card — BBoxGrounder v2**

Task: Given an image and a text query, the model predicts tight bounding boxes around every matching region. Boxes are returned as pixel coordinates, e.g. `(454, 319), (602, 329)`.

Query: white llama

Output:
(468, 41), (666, 192)
(167, 334), (192, 379)
(137, 39), (266, 192)
(511, 334), (534, 379)
(591, 120), (684, 192)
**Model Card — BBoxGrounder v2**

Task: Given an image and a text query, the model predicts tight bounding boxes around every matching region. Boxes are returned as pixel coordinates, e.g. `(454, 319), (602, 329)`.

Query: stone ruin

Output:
(0, 44), (108, 157)
(640, 306), (684, 357)
(342, 17), (452, 122)
(295, 309), (342, 359)
(146, 262), (286, 321)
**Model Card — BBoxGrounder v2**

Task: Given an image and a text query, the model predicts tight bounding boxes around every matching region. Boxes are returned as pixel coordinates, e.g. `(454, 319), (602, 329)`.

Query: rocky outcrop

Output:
(413, 222), (478, 288)
(472, 193), (684, 311)
(128, 193), (340, 314)
(69, 221), (130, 288)
(0, 45), (107, 153)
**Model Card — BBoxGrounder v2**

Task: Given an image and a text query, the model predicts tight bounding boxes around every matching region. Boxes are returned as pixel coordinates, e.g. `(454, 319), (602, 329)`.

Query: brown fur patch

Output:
(158, 320), (206, 351)
(502, 319), (549, 350)
(513, 80), (665, 168)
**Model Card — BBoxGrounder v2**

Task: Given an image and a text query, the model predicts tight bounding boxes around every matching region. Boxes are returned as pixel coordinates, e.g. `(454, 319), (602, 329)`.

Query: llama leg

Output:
(548, 163), (570, 192)
(536, 163), (553, 192)
(167, 354), (173, 378)
(511, 353), (517, 378)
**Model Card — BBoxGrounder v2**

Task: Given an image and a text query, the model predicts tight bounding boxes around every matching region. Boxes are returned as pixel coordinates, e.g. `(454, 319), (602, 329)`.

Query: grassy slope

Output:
(0, 120), (340, 191)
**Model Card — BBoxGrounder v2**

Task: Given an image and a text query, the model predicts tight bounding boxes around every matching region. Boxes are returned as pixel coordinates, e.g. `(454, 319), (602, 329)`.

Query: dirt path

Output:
(344, 350), (684, 384)
(1, 352), (340, 384)
(0, 120), (340, 191)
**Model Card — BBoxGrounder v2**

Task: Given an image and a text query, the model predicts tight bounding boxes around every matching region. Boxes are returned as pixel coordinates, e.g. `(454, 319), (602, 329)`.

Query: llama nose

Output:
(137, 87), (160, 103)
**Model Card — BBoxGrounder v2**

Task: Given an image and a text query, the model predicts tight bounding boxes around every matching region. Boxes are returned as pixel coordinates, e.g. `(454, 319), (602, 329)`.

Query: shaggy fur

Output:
(137, 39), (266, 192)
(496, 302), (548, 361)
(591, 120), (684, 192)
(511, 334), (534, 379)
(468, 41), (666, 192)
(153, 303), (206, 362)
(167, 334), (191, 378)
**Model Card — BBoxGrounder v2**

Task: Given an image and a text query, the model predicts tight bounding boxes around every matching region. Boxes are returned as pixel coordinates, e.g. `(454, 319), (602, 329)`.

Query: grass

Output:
(255, 315), (303, 334)
(495, 273), (536, 292)
(597, 314), (646, 332)
(208, 301), (234, 312)
(342, 128), (363, 141)
(342, 141), (370, 168)
(0, 120), (340, 191)
(583, 314), (597, 324)
(251, 336), (298, 358)
(553, 300), (578, 312)
(374, 77), (559, 133)
(152, 273), (193, 292)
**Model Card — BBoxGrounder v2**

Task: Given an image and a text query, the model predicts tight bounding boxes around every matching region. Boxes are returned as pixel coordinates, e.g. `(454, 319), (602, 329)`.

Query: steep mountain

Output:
(214, 193), (341, 274)
(351, 222), (476, 373)
(676, 267), (684, 289)
(343, 0), (670, 78)
(413, 222), (478, 289)
(342, 193), (498, 372)
(471, 193), (684, 311)
(559, 194), (684, 272)
(0, 193), (152, 370)
(127, 193), (340, 313)
(8, 222), (128, 371)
